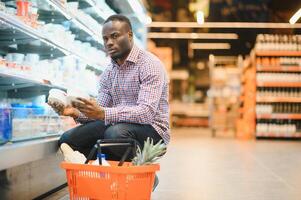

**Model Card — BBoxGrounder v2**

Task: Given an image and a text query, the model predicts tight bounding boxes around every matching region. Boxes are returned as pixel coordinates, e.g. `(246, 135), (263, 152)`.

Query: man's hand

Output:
(72, 97), (105, 120)
(48, 101), (80, 118)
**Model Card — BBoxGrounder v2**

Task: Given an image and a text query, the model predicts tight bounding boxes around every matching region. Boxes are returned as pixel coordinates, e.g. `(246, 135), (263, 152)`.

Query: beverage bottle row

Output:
(257, 88), (301, 98)
(256, 57), (301, 67)
(256, 119), (301, 135)
(256, 103), (301, 114)
(256, 123), (297, 135)
(255, 34), (301, 51)
(257, 72), (301, 82)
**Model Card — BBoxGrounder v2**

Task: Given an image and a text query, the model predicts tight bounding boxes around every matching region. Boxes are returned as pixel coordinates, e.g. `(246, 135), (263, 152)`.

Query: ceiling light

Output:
(148, 22), (301, 29)
(147, 32), (238, 39)
(190, 43), (231, 49)
(196, 11), (204, 24)
(289, 8), (301, 24)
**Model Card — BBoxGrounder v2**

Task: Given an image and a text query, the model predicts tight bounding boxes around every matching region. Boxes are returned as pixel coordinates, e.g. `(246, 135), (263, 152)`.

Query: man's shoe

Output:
(152, 174), (159, 192)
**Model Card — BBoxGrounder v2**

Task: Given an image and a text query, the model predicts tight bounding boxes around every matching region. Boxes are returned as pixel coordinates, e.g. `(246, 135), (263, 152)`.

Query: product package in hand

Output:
(48, 88), (90, 107)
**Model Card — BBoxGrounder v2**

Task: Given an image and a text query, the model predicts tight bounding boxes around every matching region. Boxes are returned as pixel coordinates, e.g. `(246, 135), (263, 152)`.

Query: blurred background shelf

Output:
(256, 51), (301, 57)
(256, 133), (301, 138)
(257, 66), (301, 72)
(256, 97), (301, 103)
(256, 114), (301, 120)
(257, 82), (301, 87)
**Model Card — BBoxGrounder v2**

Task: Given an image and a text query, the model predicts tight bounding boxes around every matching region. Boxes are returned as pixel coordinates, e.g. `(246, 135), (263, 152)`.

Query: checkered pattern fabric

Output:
(77, 45), (170, 145)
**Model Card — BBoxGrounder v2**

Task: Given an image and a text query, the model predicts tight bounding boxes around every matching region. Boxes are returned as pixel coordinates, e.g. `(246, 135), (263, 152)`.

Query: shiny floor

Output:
(46, 128), (301, 200)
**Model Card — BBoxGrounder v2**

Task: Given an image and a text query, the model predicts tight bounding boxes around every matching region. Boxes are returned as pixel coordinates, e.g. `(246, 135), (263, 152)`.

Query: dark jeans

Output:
(58, 120), (163, 160)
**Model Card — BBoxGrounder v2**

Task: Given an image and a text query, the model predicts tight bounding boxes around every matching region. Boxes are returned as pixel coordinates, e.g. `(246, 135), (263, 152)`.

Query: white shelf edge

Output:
(0, 137), (60, 171)
(48, 0), (103, 44)
(0, 70), (66, 90)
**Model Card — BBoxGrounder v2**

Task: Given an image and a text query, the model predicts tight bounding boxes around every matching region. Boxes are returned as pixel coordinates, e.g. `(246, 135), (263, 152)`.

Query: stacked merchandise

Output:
(208, 56), (242, 137)
(240, 34), (301, 138)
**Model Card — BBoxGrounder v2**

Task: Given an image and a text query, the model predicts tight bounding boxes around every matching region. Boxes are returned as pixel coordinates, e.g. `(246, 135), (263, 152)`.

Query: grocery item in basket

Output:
(60, 143), (86, 164)
(132, 138), (166, 166)
(92, 153), (110, 166)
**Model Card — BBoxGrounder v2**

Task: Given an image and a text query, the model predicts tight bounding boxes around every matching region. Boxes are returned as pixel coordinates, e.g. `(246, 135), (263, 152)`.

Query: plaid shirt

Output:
(77, 45), (170, 145)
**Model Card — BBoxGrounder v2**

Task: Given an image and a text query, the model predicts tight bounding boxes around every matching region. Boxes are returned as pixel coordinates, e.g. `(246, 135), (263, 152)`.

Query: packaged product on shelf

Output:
(0, 102), (12, 144)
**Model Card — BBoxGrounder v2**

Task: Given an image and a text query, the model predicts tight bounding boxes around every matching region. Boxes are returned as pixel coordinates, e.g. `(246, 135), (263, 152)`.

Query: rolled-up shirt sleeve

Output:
(104, 60), (164, 125)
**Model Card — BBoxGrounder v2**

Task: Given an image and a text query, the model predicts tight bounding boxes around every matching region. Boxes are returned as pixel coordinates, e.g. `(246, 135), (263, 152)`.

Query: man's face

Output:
(102, 21), (133, 60)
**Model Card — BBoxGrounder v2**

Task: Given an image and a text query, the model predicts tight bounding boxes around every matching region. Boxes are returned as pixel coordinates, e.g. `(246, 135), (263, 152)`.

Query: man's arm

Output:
(104, 60), (165, 125)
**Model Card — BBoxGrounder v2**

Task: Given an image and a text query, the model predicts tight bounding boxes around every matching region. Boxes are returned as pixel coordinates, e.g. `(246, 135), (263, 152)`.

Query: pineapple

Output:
(132, 138), (167, 166)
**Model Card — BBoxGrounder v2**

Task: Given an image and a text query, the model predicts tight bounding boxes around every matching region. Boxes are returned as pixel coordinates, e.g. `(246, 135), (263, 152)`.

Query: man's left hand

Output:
(72, 97), (105, 120)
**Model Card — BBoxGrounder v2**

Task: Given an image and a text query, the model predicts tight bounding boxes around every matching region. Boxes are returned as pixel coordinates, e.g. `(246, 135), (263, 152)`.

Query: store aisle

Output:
(153, 128), (301, 200)
(46, 128), (301, 200)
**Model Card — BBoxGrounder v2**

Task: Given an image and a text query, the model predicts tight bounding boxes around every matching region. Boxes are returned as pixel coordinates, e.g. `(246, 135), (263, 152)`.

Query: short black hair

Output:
(103, 14), (132, 31)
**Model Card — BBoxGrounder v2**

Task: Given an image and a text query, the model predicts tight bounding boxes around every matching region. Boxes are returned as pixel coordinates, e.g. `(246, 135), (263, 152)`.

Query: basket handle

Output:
(85, 139), (138, 166)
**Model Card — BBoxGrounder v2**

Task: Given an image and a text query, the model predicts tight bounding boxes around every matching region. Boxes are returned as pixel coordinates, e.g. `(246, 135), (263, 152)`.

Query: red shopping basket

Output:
(61, 139), (160, 200)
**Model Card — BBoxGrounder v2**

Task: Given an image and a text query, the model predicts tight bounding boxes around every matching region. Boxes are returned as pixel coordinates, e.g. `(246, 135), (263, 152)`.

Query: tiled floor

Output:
(46, 128), (301, 200)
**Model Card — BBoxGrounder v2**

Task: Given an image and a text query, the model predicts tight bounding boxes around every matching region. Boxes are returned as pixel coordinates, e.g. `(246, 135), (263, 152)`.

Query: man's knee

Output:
(104, 124), (131, 140)
(58, 130), (71, 147)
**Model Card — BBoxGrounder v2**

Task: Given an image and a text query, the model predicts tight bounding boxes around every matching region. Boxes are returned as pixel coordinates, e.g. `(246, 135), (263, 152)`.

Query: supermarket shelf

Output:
(257, 82), (301, 88)
(0, 11), (70, 55)
(256, 133), (301, 138)
(256, 50), (301, 57)
(47, 0), (103, 45)
(0, 71), (66, 91)
(0, 136), (59, 171)
(0, 11), (103, 69)
(256, 113), (301, 119)
(257, 66), (301, 72)
(256, 97), (301, 103)
(79, 0), (108, 20)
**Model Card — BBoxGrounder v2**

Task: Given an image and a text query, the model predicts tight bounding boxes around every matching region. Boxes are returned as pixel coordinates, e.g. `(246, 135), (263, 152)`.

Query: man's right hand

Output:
(48, 101), (80, 118)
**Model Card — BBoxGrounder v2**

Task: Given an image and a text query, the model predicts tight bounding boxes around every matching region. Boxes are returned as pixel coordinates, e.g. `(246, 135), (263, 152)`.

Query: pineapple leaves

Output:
(132, 138), (167, 166)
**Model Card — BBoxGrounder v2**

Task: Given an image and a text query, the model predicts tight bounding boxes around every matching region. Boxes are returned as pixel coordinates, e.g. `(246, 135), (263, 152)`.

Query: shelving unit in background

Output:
(255, 48), (301, 139)
(208, 55), (242, 137)
(237, 34), (301, 139)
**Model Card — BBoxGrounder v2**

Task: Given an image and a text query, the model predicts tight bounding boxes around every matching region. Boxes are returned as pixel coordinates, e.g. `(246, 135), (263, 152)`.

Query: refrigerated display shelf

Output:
(0, 11), (70, 55)
(257, 66), (301, 72)
(256, 113), (301, 119)
(0, 71), (66, 91)
(0, 136), (60, 171)
(256, 50), (301, 57)
(79, 0), (108, 21)
(47, 0), (103, 44)
(256, 97), (301, 103)
(0, 11), (103, 69)
(38, 9), (67, 24)
(257, 82), (301, 88)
